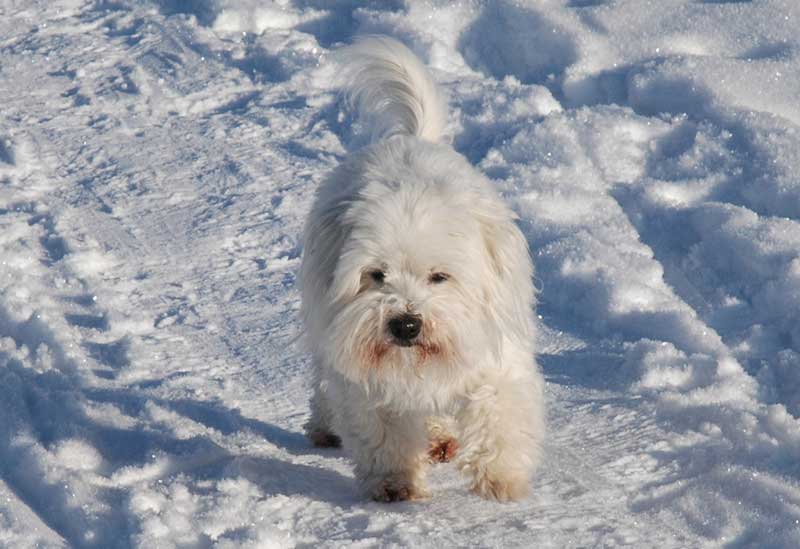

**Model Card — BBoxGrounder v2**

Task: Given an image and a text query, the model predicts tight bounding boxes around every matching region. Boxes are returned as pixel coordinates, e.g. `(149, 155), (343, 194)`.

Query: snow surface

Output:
(1, 0), (800, 547)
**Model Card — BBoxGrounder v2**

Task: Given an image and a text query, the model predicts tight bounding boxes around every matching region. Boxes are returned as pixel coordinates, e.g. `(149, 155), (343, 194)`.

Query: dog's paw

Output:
(370, 476), (429, 503)
(307, 429), (341, 448)
(428, 436), (458, 463)
(471, 472), (530, 502)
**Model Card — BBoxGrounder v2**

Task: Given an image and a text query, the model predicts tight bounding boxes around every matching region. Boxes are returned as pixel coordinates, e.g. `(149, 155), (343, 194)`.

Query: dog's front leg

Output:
(456, 371), (544, 502)
(340, 404), (430, 502)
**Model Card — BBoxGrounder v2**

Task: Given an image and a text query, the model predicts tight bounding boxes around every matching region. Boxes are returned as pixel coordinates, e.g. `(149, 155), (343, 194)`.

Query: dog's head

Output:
(304, 138), (534, 389)
(331, 194), (482, 374)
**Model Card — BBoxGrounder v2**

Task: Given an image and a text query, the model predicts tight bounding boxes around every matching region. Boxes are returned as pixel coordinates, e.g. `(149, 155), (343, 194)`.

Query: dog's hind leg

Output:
(304, 360), (341, 448)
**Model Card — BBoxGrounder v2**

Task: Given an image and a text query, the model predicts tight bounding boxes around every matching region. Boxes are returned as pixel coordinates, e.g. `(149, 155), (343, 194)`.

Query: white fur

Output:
(301, 36), (545, 502)
(337, 35), (447, 143)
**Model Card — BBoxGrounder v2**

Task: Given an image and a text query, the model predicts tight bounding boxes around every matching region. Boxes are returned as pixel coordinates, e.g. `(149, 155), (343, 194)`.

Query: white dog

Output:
(300, 36), (544, 502)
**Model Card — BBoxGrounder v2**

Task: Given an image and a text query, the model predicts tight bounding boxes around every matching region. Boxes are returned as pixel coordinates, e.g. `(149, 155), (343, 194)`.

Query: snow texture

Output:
(1, 0), (799, 547)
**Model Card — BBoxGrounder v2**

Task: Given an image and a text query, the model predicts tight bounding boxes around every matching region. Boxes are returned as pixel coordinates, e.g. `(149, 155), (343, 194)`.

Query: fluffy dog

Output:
(301, 36), (544, 502)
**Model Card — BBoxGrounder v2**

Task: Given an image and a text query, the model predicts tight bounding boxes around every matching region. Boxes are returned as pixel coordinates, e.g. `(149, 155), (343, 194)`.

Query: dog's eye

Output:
(369, 270), (386, 284)
(429, 272), (449, 284)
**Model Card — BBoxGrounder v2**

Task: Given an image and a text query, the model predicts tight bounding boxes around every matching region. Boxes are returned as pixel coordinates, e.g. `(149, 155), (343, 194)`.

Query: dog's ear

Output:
(301, 198), (356, 322)
(478, 208), (536, 340)
(330, 246), (365, 304)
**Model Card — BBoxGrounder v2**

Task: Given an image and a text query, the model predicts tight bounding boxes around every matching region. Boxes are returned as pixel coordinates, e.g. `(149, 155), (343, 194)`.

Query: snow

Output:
(1, 0), (800, 547)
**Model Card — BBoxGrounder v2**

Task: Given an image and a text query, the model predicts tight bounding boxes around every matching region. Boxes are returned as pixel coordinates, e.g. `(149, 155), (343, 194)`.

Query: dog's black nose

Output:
(388, 314), (422, 343)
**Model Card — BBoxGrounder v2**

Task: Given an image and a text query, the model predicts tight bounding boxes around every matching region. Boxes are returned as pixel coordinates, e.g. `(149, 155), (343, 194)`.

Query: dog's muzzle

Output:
(388, 314), (422, 346)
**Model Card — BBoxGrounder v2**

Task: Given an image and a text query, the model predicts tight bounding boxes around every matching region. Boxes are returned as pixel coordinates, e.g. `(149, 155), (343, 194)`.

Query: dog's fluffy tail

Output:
(337, 36), (447, 143)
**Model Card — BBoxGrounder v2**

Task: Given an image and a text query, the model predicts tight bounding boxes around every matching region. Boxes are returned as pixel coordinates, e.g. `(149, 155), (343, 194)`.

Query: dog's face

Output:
(323, 181), (499, 387)
(303, 139), (534, 392)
